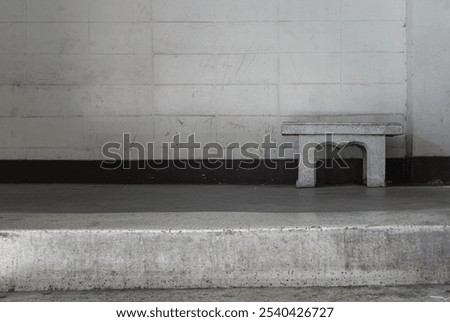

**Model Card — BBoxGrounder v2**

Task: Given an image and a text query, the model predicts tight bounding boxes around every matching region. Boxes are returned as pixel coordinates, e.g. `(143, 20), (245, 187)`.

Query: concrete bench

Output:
(281, 122), (404, 188)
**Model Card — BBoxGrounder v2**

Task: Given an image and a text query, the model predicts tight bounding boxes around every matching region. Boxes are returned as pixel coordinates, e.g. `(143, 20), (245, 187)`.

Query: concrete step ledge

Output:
(1, 210), (449, 292)
(2, 285), (450, 302)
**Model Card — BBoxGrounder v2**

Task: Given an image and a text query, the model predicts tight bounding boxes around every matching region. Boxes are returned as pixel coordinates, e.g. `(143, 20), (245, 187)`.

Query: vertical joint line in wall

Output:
(24, 0), (28, 152)
(87, 2), (92, 145)
(151, 0), (156, 142)
(213, 0), (218, 142)
(339, 0), (343, 95)
(87, 3), (94, 159)
(277, 0), (281, 118)
(404, 0), (412, 157)
(24, 2), (27, 88)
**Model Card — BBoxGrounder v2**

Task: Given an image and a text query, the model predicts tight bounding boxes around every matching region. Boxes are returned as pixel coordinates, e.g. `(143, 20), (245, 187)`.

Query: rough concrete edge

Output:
(0, 224), (449, 235)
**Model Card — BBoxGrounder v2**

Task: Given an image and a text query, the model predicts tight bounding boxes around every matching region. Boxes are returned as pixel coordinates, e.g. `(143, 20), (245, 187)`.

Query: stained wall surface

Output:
(407, 0), (450, 156)
(0, 0), (408, 160)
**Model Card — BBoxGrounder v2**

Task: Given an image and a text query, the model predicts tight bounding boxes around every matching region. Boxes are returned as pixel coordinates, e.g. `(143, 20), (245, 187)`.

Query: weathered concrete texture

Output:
(0, 0), (407, 160)
(282, 123), (403, 188)
(282, 122), (404, 136)
(408, 0), (450, 156)
(0, 185), (449, 292)
(1, 225), (449, 292)
(1, 285), (449, 302)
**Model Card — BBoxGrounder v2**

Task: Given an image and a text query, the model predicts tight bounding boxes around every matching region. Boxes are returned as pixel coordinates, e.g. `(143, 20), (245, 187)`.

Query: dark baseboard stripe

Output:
(409, 157), (450, 185)
(0, 158), (448, 185)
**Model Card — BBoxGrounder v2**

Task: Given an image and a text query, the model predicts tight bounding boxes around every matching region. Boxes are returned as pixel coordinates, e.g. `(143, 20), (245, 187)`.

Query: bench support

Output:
(296, 135), (387, 188)
(365, 136), (386, 188)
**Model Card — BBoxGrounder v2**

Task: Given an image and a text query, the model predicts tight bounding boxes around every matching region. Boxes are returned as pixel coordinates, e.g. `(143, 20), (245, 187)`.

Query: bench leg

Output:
(296, 138), (318, 188)
(365, 137), (386, 187)
(296, 163), (316, 188)
(362, 147), (367, 185)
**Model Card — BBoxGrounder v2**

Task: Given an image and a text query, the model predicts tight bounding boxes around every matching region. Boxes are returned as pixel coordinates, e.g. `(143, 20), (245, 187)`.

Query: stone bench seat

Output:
(281, 122), (404, 188)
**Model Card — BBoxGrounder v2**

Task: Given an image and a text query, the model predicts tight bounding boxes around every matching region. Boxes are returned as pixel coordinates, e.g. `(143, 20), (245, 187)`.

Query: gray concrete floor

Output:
(1, 185), (449, 300)
(1, 185), (450, 230)
(1, 285), (449, 302)
(1, 184), (450, 214)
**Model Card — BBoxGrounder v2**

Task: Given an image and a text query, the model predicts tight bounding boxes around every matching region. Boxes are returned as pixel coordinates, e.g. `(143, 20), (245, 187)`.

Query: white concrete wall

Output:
(407, 0), (450, 156)
(0, 0), (407, 160)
